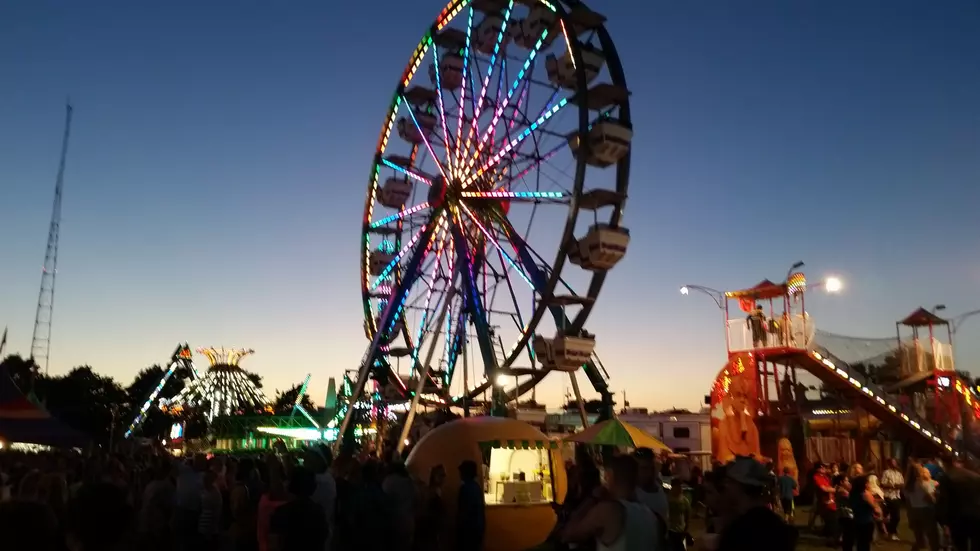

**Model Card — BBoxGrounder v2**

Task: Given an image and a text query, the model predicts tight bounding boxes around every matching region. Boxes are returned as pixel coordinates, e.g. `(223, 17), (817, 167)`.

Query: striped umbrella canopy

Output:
(564, 418), (671, 452)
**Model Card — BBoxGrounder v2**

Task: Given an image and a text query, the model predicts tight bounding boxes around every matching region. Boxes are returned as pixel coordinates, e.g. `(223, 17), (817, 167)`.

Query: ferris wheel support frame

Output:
(334, 218), (442, 453)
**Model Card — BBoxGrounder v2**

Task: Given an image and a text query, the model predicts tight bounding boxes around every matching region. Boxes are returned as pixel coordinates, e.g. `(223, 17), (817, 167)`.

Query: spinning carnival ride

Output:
(338, 0), (633, 452)
(126, 346), (268, 438)
(165, 347), (267, 421)
(124, 344), (198, 438)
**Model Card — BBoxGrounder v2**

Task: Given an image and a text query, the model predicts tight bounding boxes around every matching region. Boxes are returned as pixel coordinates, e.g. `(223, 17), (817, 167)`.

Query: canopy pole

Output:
(569, 370), (589, 428)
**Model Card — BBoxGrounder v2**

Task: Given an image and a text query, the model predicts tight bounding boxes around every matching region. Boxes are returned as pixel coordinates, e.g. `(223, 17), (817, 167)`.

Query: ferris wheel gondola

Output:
(339, 0), (633, 450)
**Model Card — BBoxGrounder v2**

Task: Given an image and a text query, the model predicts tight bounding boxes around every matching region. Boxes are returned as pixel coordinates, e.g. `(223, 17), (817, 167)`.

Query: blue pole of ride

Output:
(450, 223), (505, 415)
(333, 216), (440, 453)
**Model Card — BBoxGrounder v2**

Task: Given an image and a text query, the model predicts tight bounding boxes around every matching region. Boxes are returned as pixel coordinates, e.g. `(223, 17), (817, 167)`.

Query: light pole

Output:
(679, 285), (725, 309)
(680, 284), (729, 350)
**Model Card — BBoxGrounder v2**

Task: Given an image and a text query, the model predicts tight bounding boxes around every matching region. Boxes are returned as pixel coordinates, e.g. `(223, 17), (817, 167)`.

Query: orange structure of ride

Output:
(708, 274), (976, 485)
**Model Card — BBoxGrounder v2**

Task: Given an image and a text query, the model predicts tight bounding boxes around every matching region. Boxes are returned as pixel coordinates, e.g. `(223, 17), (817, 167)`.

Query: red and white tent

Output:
(0, 366), (88, 448)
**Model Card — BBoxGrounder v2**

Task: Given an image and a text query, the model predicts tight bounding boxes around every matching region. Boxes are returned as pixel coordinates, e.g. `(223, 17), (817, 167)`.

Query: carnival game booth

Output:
(407, 417), (567, 551)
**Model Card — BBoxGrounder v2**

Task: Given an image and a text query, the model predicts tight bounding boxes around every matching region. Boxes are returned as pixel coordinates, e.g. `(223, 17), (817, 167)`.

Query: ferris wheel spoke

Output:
(465, 96), (569, 187)
(370, 202), (430, 229)
(454, 6), (475, 170)
(369, 223), (431, 291)
(460, 190), (565, 202)
(381, 158), (433, 186)
(467, 28), (551, 176)
(458, 202), (534, 289)
(431, 42), (456, 174)
(400, 95), (450, 182)
(407, 224), (450, 378)
(460, 0), (515, 172)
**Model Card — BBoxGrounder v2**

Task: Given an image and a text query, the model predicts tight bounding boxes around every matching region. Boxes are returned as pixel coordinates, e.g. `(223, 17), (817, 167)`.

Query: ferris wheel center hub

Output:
(428, 176), (452, 208)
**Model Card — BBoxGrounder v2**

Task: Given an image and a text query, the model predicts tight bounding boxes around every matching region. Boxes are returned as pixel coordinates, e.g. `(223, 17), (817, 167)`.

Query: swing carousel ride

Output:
(336, 0), (634, 451)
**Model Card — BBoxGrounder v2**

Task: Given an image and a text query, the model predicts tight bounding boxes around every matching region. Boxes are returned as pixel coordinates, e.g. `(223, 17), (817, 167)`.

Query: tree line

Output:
(0, 354), (316, 447)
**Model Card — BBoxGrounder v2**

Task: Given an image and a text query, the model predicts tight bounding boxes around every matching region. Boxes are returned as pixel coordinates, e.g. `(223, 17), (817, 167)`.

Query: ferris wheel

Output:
(339, 0), (633, 445)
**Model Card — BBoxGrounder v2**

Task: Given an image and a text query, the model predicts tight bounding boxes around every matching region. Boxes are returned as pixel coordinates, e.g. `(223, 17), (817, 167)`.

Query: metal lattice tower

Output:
(30, 102), (73, 374)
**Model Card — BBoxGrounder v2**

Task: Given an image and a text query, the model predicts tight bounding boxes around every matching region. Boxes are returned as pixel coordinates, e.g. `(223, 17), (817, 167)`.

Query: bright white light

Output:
(495, 374), (509, 387)
(825, 277), (842, 293)
(403, 439), (410, 446)
(680, 286), (690, 295)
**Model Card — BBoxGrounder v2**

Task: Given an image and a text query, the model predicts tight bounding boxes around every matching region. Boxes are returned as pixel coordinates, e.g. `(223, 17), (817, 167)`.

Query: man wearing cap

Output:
(713, 457), (796, 551)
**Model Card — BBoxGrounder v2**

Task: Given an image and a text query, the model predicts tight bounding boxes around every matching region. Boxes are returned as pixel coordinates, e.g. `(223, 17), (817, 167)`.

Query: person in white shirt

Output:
(880, 458), (905, 540)
(562, 454), (662, 551)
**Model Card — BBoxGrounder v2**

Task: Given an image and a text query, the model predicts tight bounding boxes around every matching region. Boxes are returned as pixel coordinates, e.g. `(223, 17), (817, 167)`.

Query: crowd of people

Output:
(803, 456), (980, 551)
(2, 443), (980, 551)
(0, 445), (477, 551)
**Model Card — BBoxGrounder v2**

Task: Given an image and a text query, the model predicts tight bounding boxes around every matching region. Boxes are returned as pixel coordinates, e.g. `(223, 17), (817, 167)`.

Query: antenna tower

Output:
(30, 102), (73, 374)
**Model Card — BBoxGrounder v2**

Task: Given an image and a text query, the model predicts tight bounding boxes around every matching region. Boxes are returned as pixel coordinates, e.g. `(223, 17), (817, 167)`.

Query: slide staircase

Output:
(795, 344), (955, 456)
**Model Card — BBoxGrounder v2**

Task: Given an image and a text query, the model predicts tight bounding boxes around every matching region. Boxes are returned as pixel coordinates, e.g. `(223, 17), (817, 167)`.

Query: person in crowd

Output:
(304, 448), (336, 551)
(268, 466), (329, 551)
(702, 466), (727, 536)
(173, 453), (207, 551)
(747, 305), (768, 347)
(65, 481), (135, 551)
(561, 454), (662, 550)
(139, 462), (175, 551)
(835, 470), (853, 550)
(456, 460), (486, 551)
(906, 465), (939, 551)
(550, 458), (602, 551)
(846, 475), (880, 551)
(713, 456), (796, 551)
(937, 457), (980, 551)
(812, 463), (838, 542)
(228, 458), (259, 551)
(864, 469), (887, 541)
(880, 458), (904, 541)
(0, 500), (61, 551)
(415, 464), (447, 551)
(634, 447), (669, 521)
(383, 461), (417, 551)
(666, 479), (692, 551)
(776, 467), (797, 523)
(197, 469), (224, 551)
(257, 455), (289, 551)
(922, 458), (944, 481)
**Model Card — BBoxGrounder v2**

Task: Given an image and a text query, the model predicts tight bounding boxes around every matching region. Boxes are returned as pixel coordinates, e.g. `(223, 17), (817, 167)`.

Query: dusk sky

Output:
(1, 1), (978, 410)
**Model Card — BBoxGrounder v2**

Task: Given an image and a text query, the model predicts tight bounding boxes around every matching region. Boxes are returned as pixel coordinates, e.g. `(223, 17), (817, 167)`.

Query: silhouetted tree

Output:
(36, 366), (128, 447)
(0, 354), (39, 394)
(272, 383), (316, 415)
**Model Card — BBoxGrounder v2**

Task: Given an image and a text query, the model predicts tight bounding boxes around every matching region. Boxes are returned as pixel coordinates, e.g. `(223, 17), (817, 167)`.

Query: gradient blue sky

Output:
(1, 1), (978, 409)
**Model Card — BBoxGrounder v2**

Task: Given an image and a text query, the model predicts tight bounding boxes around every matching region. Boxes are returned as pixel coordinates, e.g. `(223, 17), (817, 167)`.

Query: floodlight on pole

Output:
(679, 284), (725, 309)
(824, 276), (842, 293)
